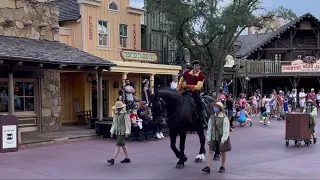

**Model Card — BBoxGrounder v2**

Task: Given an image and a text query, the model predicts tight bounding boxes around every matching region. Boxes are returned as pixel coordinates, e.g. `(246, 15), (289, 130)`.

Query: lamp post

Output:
(245, 73), (250, 96)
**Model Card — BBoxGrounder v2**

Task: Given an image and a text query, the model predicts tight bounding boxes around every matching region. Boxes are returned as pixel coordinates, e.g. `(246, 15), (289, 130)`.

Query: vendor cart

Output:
(285, 113), (312, 147)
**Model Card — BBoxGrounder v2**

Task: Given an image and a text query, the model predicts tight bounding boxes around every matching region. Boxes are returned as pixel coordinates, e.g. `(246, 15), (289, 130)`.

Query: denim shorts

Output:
(227, 110), (233, 117)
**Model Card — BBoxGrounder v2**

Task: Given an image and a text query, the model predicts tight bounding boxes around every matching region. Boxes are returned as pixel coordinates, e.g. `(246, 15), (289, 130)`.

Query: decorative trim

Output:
(80, 4), (86, 51)
(108, 1), (119, 12)
(77, 0), (102, 7)
(127, 7), (145, 15)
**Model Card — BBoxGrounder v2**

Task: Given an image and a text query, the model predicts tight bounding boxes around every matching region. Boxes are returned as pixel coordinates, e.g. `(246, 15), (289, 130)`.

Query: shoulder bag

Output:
(214, 116), (231, 152)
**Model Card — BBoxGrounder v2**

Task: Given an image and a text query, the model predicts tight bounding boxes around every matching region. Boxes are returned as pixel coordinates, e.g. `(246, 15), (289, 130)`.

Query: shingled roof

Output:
(0, 36), (115, 68)
(49, 0), (80, 22)
(235, 13), (320, 59)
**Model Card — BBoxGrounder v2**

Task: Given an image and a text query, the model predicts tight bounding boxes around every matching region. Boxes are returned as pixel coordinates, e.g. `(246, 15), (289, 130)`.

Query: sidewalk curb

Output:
(19, 135), (100, 149)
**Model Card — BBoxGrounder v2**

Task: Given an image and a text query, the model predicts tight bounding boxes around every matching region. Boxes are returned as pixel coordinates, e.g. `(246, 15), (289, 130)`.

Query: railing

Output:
(237, 60), (291, 74)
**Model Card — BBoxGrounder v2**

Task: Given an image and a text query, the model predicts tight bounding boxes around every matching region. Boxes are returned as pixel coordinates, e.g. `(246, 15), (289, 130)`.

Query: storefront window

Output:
(0, 81), (34, 112)
(0, 82), (8, 112)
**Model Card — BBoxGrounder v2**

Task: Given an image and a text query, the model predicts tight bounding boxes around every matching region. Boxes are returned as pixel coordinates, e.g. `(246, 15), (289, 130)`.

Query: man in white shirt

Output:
(124, 79), (136, 110)
(289, 89), (297, 112)
(299, 88), (306, 111)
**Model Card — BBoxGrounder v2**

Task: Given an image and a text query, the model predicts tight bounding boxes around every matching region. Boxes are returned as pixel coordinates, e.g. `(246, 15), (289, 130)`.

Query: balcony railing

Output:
(237, 60), (291, 74)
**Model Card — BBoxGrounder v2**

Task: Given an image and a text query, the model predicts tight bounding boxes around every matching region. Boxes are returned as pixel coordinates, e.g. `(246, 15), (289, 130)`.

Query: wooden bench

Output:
(95, 117), (113, 138)
(127, 124), (170, 142)
(73, 98), (92, 125)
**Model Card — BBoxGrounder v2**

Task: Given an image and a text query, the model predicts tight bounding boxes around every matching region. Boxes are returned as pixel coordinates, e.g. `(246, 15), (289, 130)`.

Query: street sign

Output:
(2, 125), (17, 149)
(0, 115), (19, 153)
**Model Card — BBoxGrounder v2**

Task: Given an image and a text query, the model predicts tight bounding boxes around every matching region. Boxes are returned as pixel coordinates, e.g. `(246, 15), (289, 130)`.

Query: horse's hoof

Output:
(213, 156), (220, 161)
(183, 155), (188, 162)
(194, 158), (202, 163)
(176, 164), (184, 169)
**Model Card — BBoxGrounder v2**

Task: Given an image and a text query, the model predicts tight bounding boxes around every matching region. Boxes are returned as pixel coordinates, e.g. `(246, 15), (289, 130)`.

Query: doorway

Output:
(92, 80), (108, 118)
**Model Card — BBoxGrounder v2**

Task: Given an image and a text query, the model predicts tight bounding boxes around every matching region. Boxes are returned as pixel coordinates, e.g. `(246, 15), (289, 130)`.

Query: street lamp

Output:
(245, 73), (250, 81)
(87, 73), (93, 83)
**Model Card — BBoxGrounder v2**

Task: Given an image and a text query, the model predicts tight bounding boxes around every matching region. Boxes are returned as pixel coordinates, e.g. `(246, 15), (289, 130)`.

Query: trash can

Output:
(0, 115), (19, 153)
(285, 113), (311, 147)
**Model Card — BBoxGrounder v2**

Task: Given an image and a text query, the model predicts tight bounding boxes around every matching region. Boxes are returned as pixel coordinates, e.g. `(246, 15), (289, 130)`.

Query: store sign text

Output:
(282, 60), (320, 72)
(89, 16), (93, 40)
(133, 24), (137, 50)
(121, 50), (158, 62)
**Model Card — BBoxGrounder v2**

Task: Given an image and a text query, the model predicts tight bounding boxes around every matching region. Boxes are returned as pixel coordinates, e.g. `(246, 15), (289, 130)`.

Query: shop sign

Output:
(121, 50), (158, 62)
(2, 125), (17, 149)
(281, 59), (320, 72)
(133, 24), (137, 50)
(89, 16), (93, 40)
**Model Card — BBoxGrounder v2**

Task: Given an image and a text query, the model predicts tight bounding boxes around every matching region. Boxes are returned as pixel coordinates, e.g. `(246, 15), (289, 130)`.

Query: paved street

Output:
(1, 118), (320, 179)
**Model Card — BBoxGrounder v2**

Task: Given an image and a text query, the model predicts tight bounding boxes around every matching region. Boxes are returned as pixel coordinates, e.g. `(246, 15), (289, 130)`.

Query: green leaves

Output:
(146, 0), (296, 90)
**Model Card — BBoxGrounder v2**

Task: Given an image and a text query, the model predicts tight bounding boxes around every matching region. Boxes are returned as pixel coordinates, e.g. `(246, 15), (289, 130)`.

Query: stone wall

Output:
(0, 0), (59, 41)
(41, 71), (61, 131)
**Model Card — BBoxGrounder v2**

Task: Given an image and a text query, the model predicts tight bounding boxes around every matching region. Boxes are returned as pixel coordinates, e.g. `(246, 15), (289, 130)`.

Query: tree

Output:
(146, 0), (297, 95)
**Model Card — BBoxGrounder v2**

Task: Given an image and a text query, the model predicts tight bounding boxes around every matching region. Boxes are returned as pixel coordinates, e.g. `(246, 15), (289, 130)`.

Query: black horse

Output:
(150, 87), (215, 169)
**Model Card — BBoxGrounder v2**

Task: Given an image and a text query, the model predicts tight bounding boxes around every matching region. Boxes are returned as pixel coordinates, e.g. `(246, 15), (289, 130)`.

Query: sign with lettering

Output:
(121, 50), (158, 62)
(2, 125), (17, 149)
(133, 24), (137, 50)
(281, 59), (320, 72)
(89, 16), (93, 40)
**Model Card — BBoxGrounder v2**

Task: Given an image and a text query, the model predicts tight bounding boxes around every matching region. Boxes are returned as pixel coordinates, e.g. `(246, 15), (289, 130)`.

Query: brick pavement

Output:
(1, 118), (320, 179)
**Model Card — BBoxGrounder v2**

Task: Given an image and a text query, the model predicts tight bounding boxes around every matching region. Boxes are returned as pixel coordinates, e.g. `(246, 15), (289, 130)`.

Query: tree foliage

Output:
(146, 0), (297, 94)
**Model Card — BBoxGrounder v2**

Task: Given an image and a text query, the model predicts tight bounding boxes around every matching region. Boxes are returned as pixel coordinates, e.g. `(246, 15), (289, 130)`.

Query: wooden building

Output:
(52, 0), (181, 121)
(235, 13), (320, 95)
(0, 0), (114, 132)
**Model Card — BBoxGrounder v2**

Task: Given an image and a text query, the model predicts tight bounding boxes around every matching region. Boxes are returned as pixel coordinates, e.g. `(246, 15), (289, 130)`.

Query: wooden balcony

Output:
(237, 60), (291, 77)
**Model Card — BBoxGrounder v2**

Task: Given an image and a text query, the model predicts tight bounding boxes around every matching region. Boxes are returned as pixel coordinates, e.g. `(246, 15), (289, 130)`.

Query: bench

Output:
(127, 124), (170, 142)
(95, 117), (113, 138)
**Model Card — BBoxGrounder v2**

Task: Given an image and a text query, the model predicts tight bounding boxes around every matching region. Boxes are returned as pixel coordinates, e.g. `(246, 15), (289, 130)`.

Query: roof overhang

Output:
(127, 7), (145, 16)
(106, 61), (181, 75)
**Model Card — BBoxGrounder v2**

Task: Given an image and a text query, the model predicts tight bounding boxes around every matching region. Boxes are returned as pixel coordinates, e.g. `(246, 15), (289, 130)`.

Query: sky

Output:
(130, 0), (320, 18)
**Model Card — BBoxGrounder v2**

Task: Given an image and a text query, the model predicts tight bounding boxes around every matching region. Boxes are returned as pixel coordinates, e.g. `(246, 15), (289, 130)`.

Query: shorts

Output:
(299, 101), (305, 107)
(116, 135), (126, 146)
(209, 140), (219, 152)
(227, 109), (233, 117)
(277, 106), (282, 112)
(260, 107), (266, 113)
(310, 124), (315, 133)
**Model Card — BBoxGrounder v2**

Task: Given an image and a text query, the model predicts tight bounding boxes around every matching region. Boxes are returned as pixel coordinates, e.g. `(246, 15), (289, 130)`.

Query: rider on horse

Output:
(177, 60), (207, 120)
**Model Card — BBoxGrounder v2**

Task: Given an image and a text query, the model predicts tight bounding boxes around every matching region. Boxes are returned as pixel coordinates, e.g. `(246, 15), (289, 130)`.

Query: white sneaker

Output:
(159, 132), (164, 138)
(156, 133), (161, 139)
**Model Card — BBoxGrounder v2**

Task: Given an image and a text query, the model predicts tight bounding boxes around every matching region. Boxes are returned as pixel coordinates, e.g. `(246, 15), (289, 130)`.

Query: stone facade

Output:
(0, 0), (59, 41)
(41, 71), (61, 131)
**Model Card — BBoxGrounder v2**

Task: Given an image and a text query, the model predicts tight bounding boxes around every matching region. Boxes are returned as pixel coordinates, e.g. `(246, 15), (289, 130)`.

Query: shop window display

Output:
(0, 81), (34, 112)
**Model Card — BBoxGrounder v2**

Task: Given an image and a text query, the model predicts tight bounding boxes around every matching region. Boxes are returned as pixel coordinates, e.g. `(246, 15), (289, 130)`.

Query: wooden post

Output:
(150, 74), (155, 94)
(122, 73), (127, 87)
(97, 69), (103, 121)
(8, 71), (14, 115)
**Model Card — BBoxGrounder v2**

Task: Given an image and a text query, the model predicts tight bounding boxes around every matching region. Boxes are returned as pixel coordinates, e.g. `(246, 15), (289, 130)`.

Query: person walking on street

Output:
(202, 102), (230, 174)
(107, 101), (132, 165)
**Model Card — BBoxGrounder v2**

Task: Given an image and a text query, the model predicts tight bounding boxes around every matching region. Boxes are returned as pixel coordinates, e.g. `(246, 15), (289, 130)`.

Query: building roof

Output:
(48, 0), (80, 22)
(235, 13), (320, 59)
(0, 36), (115, 68)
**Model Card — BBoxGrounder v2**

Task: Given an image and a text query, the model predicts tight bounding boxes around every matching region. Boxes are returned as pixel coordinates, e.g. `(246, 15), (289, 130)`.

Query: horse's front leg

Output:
(176, 129), (187, 169)
(169, 129), (180, 159)
(195, 127), (206, 163)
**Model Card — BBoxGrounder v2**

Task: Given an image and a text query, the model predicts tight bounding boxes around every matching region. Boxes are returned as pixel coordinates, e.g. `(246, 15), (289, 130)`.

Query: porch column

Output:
(150, 74), (155, 94)
(122, 73), (127, 86)
(8, 71), (14, 115)
(97, 69), (103, 121)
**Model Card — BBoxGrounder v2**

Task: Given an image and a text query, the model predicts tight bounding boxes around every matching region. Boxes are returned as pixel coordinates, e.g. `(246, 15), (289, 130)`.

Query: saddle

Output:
(182, 93), (207, 108)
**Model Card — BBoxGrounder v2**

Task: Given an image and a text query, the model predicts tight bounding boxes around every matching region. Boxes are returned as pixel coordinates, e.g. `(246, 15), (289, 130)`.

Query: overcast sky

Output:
(130, 0), (320, 18)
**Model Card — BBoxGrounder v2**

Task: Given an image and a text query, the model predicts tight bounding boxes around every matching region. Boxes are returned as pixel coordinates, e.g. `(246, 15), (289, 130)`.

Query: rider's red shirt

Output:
(183, 70), (205, 86)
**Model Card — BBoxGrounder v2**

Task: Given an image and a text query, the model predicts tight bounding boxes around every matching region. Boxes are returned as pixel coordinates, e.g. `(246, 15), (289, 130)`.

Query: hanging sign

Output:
(281, 59), (320, 72)
(120, 50), (158, 62)
(2, 125), (17, 149)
